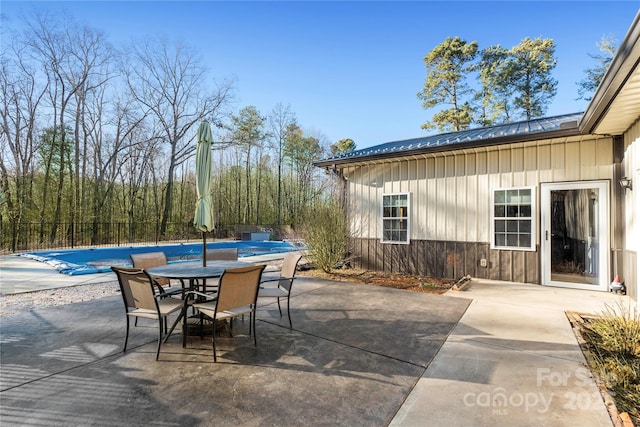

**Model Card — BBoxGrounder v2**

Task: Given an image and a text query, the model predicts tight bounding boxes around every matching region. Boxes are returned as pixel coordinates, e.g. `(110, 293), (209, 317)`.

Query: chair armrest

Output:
(259, 278), (283, 288)
(156, 290), (179, 299)
(259, 277), (280, 284)
(259, 277), (294, 290)
(184, 290), (217, 300)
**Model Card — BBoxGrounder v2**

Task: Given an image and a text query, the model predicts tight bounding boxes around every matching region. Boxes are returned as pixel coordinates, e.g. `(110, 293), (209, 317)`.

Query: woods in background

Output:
(0, 11), (342, 251)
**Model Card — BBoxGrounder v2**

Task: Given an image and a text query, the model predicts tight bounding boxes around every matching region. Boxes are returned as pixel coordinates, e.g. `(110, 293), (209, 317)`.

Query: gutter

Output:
(314, 125), (581, 169)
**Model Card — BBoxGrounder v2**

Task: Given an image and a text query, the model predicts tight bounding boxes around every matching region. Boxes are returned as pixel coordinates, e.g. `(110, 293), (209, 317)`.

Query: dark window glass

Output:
(493, 188), (533, 249)
(383, 194), (409, 243)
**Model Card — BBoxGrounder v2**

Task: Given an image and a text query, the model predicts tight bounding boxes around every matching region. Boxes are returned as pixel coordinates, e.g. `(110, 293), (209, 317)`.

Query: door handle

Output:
(545, 230), (549, 241)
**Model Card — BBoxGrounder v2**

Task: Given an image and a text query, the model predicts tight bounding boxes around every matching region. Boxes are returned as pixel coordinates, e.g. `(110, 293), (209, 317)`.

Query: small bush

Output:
(583, 302), (640, 421)
(586, 303), (640, 358)
(300, 200), (348, 273)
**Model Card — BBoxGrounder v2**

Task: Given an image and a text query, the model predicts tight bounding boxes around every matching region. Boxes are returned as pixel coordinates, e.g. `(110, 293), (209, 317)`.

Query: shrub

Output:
(300, 200), (348, 273)
(583, 302), (640, 421)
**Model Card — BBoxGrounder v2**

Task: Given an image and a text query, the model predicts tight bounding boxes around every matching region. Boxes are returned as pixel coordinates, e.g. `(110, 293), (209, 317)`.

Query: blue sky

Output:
(2, 1), (639, 149)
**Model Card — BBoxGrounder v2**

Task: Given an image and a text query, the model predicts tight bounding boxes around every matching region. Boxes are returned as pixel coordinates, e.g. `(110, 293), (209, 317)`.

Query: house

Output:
(314, 12), (640, 305)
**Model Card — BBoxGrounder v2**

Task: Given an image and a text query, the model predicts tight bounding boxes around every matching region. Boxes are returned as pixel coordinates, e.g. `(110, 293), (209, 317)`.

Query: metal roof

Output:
(315, 112), (583, 168)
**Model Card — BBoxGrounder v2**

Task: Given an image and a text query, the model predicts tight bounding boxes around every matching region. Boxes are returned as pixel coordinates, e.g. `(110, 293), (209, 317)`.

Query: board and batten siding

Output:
(344, 135), (614, 283)
(622, 119), (640, 303)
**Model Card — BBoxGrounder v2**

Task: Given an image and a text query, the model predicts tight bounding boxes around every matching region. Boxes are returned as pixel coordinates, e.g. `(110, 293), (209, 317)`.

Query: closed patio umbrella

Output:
(193, 121), (215, 266)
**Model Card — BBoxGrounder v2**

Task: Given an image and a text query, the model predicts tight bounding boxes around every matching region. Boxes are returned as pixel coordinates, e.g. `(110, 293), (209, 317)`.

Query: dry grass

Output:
(580, 303), (640, 425)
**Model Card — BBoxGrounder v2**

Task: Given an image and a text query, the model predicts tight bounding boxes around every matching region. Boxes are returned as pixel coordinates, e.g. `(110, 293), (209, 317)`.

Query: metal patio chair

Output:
(111, 266), (183, 361)
(130, 252), (183, 297)
(205, 247), (239, 261)
(200, 247), (240, 289)
(183, 264), (266, 362)
(258, 252), (303, 328)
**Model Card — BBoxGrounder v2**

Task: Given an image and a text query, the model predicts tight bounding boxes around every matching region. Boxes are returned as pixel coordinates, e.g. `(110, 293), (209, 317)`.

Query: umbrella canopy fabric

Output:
(193, 121), (215, 233)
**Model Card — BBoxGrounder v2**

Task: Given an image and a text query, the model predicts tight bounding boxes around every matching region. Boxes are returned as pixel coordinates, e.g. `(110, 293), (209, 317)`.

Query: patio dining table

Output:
(147, 260), (253, 294)
(147, 260), (255, 340)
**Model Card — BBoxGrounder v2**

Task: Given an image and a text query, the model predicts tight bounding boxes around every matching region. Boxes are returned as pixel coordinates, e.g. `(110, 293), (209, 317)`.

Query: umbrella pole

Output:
(202, 232), (207, 267)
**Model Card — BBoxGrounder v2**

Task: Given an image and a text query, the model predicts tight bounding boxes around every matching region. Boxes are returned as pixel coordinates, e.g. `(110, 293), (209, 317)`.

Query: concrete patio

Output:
(0, 255), (634, 426)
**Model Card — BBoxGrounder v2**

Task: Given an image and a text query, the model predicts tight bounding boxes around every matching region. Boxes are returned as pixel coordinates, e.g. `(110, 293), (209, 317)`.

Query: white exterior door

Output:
(541, 181), (609, 291)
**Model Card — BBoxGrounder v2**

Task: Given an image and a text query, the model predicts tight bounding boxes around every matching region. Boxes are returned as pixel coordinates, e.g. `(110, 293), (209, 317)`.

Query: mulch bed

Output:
(297, 268), (456, 294)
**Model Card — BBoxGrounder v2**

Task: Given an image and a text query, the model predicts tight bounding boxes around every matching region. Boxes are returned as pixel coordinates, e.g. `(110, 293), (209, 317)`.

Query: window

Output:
(492, 188), (535, 250)
(382, 193), (409, 244)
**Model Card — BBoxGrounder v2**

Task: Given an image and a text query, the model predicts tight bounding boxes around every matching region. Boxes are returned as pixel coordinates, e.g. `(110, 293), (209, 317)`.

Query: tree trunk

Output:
(160, 162), (174, 238)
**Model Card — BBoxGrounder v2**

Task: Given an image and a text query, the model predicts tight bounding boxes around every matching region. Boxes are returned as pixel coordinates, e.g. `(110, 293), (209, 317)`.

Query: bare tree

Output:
(24, 11), (106, 244)
(268, 103), (296, 226)
(121, 37), (232, 236)
(0, 33), (49, 250)
(85, 87), (149, 244)
(283, 124), (325, 222)
(114, 123), (164, 241)
(68, 24), (113, 230)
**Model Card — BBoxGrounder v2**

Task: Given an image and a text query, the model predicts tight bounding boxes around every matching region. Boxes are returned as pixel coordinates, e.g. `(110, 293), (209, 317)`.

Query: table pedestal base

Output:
(184, 317), (230, 337)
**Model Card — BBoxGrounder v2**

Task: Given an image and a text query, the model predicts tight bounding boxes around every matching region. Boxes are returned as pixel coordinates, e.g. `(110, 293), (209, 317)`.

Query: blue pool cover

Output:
(19, 241), (303, 275)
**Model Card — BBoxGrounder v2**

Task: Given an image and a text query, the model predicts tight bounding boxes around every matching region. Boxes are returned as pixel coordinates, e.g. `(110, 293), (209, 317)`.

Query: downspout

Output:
(328, 165), (348, 212)
(328, 165), (350, 263)
(611, 135), (625, 289)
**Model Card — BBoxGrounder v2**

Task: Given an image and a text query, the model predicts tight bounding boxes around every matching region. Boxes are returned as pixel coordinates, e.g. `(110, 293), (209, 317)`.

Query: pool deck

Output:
(0, 252), (288, 295)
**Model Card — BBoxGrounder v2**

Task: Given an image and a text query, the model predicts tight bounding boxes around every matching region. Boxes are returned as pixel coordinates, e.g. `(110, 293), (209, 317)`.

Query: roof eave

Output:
(579, 11), (640, 134)
(314, 126), (581, 169)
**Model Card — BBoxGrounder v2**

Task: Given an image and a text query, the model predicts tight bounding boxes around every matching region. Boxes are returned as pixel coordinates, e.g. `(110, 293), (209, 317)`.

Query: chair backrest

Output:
(205, 247), (239, 261)
(111, 266), (159, 312)
(215, 265), (266, 313)
(130, 252), (169, 286)
(130, 252), (167, 269)
(279, 252), (303, 288)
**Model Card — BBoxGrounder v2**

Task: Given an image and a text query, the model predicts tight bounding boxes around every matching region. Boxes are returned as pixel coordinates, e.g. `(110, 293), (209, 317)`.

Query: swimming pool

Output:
(19, 241), (302, 276)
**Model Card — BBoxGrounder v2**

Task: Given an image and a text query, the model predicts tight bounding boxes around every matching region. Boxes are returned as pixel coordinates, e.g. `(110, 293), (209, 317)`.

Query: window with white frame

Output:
(492, 188), (535, 250)
(382, 193), (410, 244)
